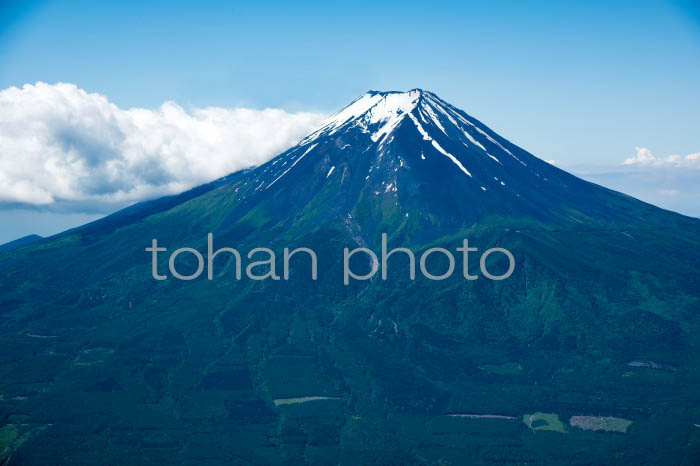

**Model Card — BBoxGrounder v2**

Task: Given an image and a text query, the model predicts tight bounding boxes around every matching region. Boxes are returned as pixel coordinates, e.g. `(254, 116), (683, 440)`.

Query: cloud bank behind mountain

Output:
(0, 82), (325, 210)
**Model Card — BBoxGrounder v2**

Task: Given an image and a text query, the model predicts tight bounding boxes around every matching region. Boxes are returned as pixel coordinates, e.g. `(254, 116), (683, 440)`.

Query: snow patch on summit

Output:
(304, 90), (421, 144)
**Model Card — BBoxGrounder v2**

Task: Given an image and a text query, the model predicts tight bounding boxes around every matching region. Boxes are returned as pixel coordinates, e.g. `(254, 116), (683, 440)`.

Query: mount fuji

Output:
(1, 90), (699, 466)
(198, 89), (664, 239)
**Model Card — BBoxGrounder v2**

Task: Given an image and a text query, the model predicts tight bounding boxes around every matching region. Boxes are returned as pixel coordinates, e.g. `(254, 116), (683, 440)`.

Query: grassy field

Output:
(523, 413), (567, 433)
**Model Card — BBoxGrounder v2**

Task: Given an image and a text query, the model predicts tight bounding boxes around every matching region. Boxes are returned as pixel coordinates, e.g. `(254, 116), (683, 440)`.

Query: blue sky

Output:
(0, 0), (699, 242)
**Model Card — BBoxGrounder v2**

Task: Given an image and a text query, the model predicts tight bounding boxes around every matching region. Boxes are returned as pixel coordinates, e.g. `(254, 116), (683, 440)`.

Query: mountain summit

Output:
(1, 90), (700, 465)
(198, 89), (670, 245)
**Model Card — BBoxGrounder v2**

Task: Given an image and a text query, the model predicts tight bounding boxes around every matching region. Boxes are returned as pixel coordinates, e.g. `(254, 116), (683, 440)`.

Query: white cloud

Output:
(0, 82), (325, 209)
(623, 146), (700, 167)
